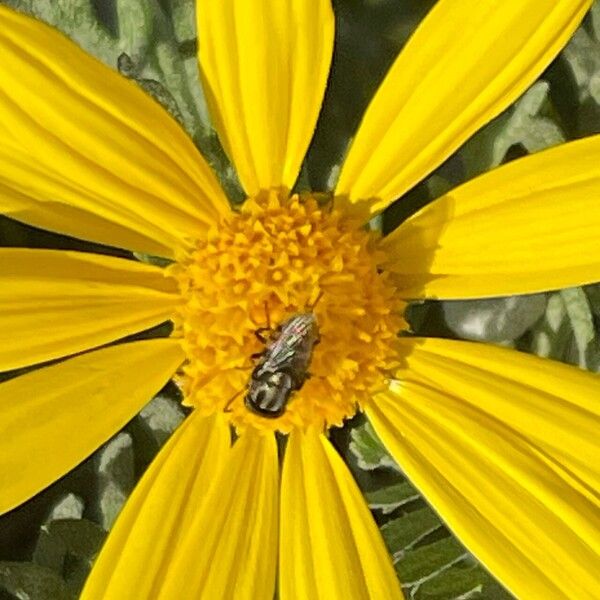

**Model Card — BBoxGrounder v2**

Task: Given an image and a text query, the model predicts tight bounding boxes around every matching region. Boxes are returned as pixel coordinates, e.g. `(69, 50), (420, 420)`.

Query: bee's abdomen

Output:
(245, 370), (294, 418)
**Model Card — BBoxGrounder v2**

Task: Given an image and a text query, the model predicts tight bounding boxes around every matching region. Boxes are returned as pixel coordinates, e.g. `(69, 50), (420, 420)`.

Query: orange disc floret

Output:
(169, 191), (406, 434)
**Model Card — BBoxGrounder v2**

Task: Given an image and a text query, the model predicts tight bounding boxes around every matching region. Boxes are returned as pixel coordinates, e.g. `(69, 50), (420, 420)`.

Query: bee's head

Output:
(245, 371), (293, 418)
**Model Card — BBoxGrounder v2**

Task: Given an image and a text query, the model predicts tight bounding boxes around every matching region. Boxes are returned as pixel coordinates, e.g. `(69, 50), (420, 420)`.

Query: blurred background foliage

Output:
(0, 0), (599, 598)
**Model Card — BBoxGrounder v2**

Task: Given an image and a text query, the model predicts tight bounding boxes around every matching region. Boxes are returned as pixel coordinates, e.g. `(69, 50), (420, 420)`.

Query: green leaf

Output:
(461, 82), (564, 179)
(382, 508), (443, 555)
(531, 293), (575, 363)
(362, 473), (511, 597)
(118, 52), (186, 126)
(591, 2), (600, 41)
(167, 0), (196, 42)
(4, 0), (119, 66)
(415, 564), (512, 600)
(396, 537), (467, 584)
(138, 393), (186, 445)
(349, 421), (399, 471)
(33, 519), (106, 595)
(45, 519), (105, 565)
(95, 432), (135, 529)
(564, 26), (600, 97)
(365, 482), (420, 514)
(495, 82), (565, 156)
(46, 494), (84, 522)
(0, 562), (73, 600)
(561, 18), (600, 136)
(442, 294), (546, 343)
(151, 38), (209, 137)
(583, 337), (600, 373)
(560, 287), (595, 367)
(531, 288), (596, 369)
(116, 0), (156, 59)
(585, 283), (600, 319)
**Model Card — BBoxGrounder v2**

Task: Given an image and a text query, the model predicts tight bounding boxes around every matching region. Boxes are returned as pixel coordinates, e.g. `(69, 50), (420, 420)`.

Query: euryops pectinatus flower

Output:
(0, 1), (599, 598)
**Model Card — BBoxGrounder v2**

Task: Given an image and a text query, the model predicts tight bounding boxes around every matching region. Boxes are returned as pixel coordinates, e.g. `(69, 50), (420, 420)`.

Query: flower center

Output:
(170, 191), (406, 434)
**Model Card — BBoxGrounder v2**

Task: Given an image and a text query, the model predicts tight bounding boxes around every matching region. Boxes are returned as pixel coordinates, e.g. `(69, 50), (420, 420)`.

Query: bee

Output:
(245, 312), (320, 418)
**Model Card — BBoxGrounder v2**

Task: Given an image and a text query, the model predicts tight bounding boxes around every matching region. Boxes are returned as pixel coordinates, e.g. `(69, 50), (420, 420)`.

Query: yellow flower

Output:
(0, 1), (599, 598)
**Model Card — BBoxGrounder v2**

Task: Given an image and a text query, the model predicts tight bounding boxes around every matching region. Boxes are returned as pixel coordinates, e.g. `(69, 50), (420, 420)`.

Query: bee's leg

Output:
(254, 301), (274, 343)
(254, 328), (271, 344)
(230, 363), (253, 371)
(308, 289), (324, 311)
(299, 371), (317, 386)
(223, 388), (244, 412)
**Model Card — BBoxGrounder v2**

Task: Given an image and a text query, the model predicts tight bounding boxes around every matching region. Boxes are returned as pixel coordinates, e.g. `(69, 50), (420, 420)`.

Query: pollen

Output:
(169, 191), (407, 434)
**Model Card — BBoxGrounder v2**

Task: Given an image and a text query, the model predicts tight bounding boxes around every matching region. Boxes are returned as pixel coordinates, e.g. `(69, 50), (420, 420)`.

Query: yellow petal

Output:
(280, 428), (403, 600)
(381, 135), (600, 299)
(0, 248), (179, 371)
(395, 337), (600, 492)
(0, 6), (228, 257)
(198, 0), (334, 196)
(81, 412), (230, 600)
(336, 0), (592, 213)
(0, 339), (184, 515)
(366, 337), (600, 599)
(0, 181), (174, 259)
(156, 430), (278, 600)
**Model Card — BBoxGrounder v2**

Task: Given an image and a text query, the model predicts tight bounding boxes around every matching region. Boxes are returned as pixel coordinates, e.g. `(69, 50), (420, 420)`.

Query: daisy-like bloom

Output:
(1, 0), (599, 598)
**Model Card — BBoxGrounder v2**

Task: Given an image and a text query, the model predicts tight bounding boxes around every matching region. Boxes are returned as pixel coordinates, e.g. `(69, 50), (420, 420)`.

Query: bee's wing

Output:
(263, 313), (317, 372)
(263, 336), (295, 370)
